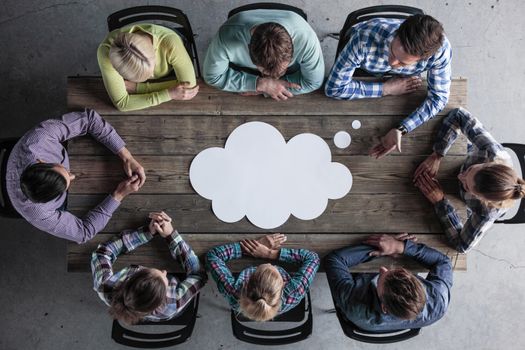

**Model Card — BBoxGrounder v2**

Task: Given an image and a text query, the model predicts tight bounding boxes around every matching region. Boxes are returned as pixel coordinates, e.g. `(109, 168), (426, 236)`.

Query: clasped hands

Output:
(112, 148), (146, 202)
(148, 211), (174, 237)
(413, 152), (445, 204)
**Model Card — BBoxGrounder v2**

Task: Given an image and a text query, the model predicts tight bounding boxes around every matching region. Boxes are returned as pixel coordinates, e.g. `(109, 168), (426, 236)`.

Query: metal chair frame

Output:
(329, 296), (420, 344)
(111, 291), (200, 348)
(231, 291), (313, 345)
(228, 2), (307, 20)
(0, 138), (21, 218)
(496, 143), (525, 224)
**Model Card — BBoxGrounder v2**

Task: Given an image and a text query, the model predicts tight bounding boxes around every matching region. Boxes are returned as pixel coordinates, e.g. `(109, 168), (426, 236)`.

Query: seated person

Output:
(92, 211), (207, 324)
(206, 233), (319, 321)
(414, 108), (525, 253)
(325, 234), (452, 331)
(98, 23), (199, 111)
(325, 14), (452, 158)
(6, 109), (145, 243)
(203, 9), (324, 100)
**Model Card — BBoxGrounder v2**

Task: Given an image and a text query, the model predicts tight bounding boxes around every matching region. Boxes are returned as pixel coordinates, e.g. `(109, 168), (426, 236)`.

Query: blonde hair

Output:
(474, 162), (525, 208)
(109, 32), (155, 82)
(239, 265), (283, 321)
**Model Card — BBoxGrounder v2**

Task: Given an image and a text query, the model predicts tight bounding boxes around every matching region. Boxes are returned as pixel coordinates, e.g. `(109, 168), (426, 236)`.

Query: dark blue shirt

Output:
(325, 241), (453, 331)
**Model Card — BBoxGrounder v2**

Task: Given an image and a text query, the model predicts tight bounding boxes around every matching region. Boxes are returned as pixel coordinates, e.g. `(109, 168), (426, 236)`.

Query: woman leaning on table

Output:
(97, 23), (199, 112)
(413, 107), (525, 253)
(206, 234), (320, 321)
(91, 212), (207, 324)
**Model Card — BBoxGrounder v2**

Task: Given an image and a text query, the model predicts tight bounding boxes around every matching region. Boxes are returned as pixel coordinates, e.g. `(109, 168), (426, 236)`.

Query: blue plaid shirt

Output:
(206, 243), (319, 314)
(325, 18), (452, 133)
(91, 228), (207, 322)
(433, 108), (512, 253)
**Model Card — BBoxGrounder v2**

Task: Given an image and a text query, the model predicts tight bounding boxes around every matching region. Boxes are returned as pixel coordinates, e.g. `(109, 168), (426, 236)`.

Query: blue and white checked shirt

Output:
(325, 18), (452, 133)
(433, 108), (512, 253)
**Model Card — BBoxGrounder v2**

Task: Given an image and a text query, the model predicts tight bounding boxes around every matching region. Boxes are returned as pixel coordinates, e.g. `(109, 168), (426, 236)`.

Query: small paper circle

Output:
(352, 120), (362, 129)
(334, 131), (351, 149)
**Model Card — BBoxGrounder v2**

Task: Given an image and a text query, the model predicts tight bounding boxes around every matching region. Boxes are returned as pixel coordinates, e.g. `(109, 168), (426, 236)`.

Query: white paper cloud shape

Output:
(189, 122), (353, 229)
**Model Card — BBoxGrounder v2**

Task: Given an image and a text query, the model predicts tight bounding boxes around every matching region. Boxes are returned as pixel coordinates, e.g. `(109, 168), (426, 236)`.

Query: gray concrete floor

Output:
(1, 0), (525, 349)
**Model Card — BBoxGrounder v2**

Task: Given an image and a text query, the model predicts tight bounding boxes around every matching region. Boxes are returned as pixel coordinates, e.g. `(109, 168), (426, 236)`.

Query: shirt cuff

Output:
(136, 226), (155, 242)
(403, 240), (418, 257)
(101, 194), (121, 214)
(159, 89), (172, 103)
(164, 230), (182, 245)
(107, 135), (126, 155)
(246, 75), (258, 92)
(278, 248), (293, 262)
(434, 197), (451, 213)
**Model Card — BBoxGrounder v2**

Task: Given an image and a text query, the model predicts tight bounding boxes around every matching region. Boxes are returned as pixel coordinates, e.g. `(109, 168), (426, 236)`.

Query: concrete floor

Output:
(1, 0), (525, 349)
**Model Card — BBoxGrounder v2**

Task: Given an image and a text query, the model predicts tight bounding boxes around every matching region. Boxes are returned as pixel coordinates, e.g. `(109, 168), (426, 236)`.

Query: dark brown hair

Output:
(474, 163), (525, 206)
(20, 163), (67, 203)
(382, 268), (426, 320)
(249, 22), (293, 78)
(396, 14), (444, 58)
(109, 269), (167, 324)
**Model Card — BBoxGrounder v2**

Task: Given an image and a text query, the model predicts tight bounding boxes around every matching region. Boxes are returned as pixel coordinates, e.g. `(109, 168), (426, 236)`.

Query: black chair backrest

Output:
(331, 303), (420, 344)
(496, 143), (525, 224)
(228, 2), (307, 20)
(107, 5), (201, 77)
(111, 290), (200, 348)
(231, 291), (312, 345)
(336, 5), (424, 60)
(0, 138), (21, 218)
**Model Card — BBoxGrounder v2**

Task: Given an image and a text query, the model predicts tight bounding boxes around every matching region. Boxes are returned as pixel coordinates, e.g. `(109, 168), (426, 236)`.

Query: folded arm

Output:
(205, 243), (243, 309)
(278, 248), (320, 312)
(91, 227), (153, 291)
(325, 32), (383, 99)
(159, 231), (207, 318)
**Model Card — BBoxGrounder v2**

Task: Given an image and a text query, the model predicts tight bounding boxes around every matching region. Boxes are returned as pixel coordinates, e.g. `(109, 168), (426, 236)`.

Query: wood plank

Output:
(68, 155), (465, 195)
(67, 233), (465, 273)
(67, 77), (467, 116)
(67, 193), (467, 234)
(67, 114), (468, 157)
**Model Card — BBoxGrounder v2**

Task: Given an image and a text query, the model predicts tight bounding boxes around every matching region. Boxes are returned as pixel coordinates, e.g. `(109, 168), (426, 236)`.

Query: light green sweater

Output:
(203, 9), (324, 95)
(97, 24), (196, 111)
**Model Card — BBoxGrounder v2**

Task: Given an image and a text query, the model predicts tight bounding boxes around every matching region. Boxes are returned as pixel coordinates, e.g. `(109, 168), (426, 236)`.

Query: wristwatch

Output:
(396, 125), (408, 136)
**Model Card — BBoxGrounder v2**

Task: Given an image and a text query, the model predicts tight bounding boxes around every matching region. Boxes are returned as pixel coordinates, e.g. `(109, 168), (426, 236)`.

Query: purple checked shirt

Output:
(6, 109), (126, 243)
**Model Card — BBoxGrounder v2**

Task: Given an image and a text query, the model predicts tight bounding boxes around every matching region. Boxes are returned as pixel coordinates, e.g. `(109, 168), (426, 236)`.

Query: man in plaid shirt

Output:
(206, 234), (319, 315)
(91, 212), (207, 322)
(325, 15), (452, 159)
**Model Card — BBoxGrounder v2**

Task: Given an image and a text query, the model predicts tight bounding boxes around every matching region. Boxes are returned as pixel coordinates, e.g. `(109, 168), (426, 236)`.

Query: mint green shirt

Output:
(203, 10), (324, 94)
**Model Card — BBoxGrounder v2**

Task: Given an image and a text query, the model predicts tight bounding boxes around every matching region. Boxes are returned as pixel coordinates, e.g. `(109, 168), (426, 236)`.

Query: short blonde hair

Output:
(239, 265), (283, 321)
(109, 32), (155, 82)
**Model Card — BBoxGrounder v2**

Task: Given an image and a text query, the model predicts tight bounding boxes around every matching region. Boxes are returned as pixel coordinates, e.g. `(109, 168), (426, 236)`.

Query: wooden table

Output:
(66, 77), (468, 272)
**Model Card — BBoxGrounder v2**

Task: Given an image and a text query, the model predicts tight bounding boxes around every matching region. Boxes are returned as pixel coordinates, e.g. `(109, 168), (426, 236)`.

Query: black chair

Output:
(329, 298), (420, 344)
(496, 143), (525, 224)
(112, 292), (200, 348)
(333, 5), (424, 77)
(107, 6), (201, 77)
(231, 291), (313, 345)
(0, 138), (21, 218)
(228, 2), (307, 20)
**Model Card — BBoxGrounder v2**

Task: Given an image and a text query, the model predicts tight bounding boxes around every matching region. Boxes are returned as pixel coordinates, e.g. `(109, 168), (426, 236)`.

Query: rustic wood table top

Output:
(66, 77), (468, 272)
